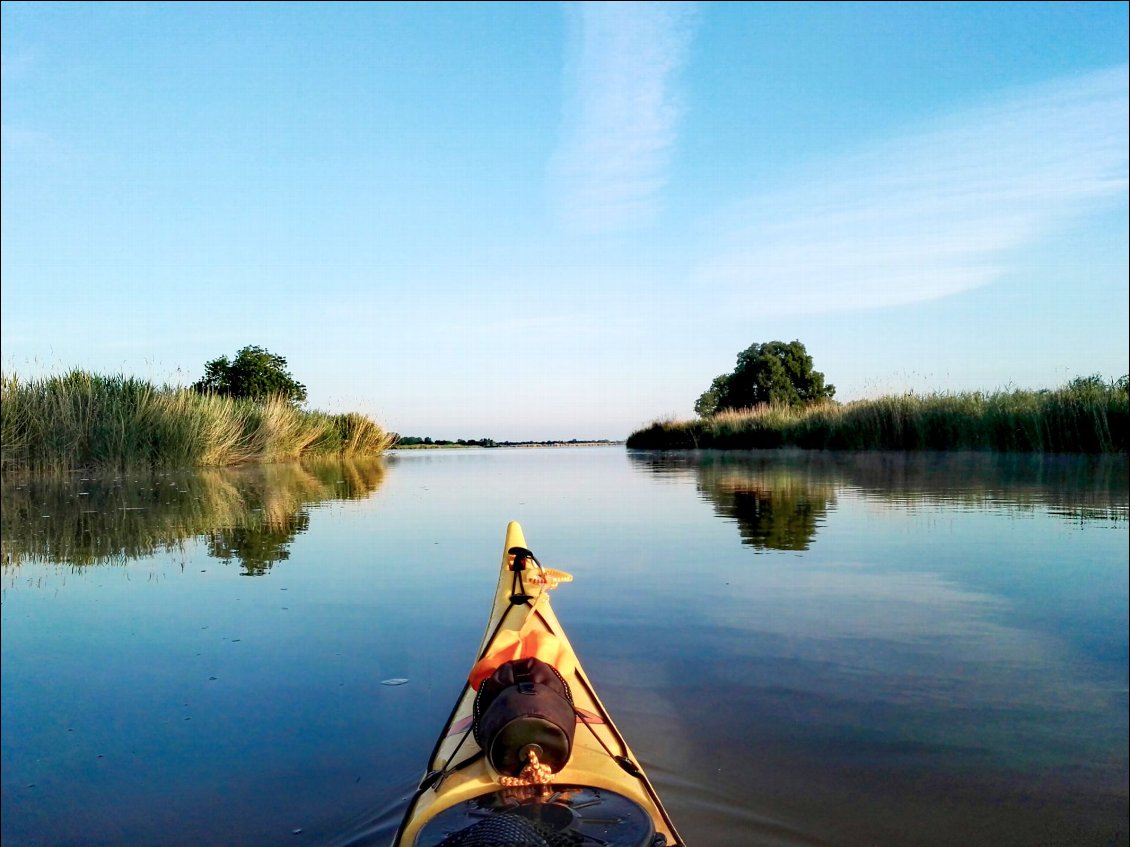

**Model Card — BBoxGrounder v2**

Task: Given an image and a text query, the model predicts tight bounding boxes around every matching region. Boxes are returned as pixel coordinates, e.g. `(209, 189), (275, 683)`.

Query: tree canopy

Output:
(695, 340), (835, 416)
(192, 345), (307, 405)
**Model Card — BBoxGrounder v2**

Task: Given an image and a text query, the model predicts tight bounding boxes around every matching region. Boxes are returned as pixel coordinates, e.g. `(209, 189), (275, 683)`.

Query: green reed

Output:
(1, 370), (397, 471)
(626, 377), (1129, 453)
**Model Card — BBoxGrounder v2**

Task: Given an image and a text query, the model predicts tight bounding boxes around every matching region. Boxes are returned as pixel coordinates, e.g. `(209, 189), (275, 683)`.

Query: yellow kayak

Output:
(392, 521), (683, 847)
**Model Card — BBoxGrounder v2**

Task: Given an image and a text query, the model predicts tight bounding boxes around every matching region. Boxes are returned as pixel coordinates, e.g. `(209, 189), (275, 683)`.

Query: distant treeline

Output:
(396, 436), (502, 448)
(1, 370), (396, 471)
(394, 437), (618, 448)
(627, 377), (1128, 453)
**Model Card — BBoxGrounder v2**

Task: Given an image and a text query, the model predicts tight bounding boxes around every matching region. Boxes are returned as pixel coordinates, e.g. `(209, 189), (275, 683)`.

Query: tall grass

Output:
(627, 377), (1129, 453)
(1, 370), (397, 471)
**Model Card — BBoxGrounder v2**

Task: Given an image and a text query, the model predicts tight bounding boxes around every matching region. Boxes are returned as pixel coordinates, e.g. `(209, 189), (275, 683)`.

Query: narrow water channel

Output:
(2, 448), (1126, 847)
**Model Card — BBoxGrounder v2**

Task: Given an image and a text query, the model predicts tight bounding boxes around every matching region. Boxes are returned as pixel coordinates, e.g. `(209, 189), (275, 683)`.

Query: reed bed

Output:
(1, 370), (396, 471)
(627, 378), (1129, 453)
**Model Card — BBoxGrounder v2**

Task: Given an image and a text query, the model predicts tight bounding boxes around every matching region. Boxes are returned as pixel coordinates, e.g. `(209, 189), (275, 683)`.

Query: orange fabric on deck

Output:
(469, 625), (575, 690)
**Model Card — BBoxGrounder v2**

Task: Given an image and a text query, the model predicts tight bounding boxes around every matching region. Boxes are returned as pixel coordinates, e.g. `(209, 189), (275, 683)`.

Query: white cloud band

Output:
(699, 66), (1130, 313)
(551, 1), (697, 234)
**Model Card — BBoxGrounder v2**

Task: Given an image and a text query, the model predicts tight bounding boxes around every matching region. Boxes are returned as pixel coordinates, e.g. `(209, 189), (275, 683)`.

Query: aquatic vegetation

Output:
(627, 377), (1129, 453)
(0, 370), (396, 471)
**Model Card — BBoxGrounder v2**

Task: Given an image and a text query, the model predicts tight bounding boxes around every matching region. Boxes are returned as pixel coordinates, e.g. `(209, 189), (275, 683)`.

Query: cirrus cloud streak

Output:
(699, 66), (1129, 314)
(550, 1), (697, 234)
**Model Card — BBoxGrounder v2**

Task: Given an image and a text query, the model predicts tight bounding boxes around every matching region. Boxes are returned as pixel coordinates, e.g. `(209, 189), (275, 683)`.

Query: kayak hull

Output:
(392, 522), (682, 846)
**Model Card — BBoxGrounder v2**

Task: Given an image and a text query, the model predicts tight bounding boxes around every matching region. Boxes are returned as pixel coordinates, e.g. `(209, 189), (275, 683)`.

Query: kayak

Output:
(392, 521), (683, 847)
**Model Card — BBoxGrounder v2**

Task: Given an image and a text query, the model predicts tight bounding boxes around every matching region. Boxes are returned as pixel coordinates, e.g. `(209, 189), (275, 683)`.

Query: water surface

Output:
(2, 448), (1127, 846)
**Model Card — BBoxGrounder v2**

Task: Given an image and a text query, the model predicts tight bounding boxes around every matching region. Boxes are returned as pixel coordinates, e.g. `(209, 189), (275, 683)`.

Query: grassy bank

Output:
(1, 370), (396, 471)
(627, 377), (1129, 453)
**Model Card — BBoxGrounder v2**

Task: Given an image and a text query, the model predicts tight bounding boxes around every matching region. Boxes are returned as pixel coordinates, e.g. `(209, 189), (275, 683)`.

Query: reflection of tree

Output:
(627, 450), (1129, 534)
(711, 486), (826, 550)
(694, 459), (835, 551)
(1, 458), (385, 574)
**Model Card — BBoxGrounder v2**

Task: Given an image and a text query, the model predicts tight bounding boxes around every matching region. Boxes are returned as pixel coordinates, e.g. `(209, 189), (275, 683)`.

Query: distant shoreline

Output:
(391, 439), (623, 450)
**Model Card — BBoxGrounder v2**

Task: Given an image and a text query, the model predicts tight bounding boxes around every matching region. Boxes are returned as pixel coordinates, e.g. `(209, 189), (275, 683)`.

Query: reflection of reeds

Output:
(0, 458), (386, 570)
(628, 378), (1129, 453)
(630, 450), (1129, 521)
(1, 371), (396, 471)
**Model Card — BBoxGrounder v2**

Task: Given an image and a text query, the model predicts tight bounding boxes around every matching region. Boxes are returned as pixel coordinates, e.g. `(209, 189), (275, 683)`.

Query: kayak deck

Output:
(392, 522), (682, 847)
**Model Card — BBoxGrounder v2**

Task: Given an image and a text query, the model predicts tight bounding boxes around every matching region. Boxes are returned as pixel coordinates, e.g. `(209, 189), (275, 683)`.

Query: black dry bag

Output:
(473, 657), (576, 777)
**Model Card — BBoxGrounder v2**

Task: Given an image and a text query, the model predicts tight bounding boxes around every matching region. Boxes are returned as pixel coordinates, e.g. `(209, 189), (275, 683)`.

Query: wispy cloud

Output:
(550, 1), (697, 234)
(698, 66), (1129, 314)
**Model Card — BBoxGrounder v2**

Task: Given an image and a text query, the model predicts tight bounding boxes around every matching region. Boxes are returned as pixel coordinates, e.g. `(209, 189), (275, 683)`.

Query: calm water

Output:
(1, 448), (1127, 847)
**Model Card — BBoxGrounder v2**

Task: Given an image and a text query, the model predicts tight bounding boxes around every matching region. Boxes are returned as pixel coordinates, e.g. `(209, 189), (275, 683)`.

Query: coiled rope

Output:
(498, 750), (556, 787)
(525, 568), (573, 589)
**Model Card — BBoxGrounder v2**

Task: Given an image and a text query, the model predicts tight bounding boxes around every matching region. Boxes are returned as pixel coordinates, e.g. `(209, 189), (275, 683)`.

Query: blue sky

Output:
(2, 1), (1127, 441)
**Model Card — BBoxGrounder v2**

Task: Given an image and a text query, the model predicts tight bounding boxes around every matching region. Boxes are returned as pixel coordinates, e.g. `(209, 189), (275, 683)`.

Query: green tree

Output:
(694, 374), (731, 417)
(696, 340), (835, 416)
(193, 345), (307, 405)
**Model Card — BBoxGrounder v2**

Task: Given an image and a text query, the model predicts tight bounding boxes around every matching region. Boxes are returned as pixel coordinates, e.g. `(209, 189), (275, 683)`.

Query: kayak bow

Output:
(392, 522), (683, 847)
